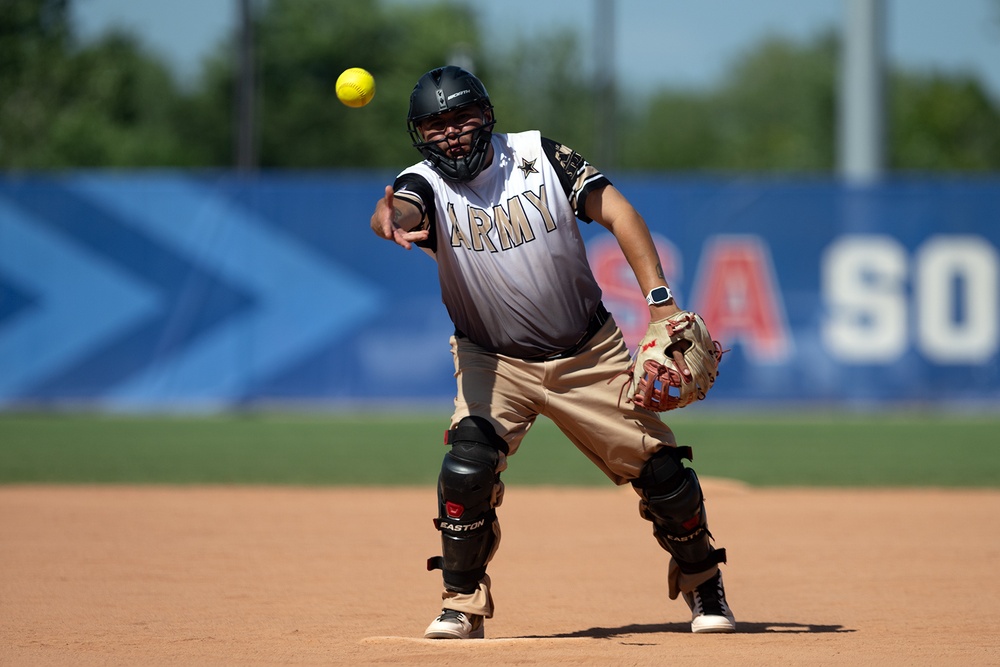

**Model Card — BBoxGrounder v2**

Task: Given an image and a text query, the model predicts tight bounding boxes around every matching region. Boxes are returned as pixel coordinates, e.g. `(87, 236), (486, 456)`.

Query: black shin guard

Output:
(632, 446), (726, 574)
(427, 417), (507, 593)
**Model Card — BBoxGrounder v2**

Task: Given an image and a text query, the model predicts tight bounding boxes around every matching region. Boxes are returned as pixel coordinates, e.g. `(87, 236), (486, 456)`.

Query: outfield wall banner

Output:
(1, 174), (998, 409)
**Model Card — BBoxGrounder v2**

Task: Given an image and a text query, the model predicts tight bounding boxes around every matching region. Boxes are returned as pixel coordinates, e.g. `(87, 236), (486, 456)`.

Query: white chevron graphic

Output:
(71, 178), (379, 407)
(0, 200), (159, 397)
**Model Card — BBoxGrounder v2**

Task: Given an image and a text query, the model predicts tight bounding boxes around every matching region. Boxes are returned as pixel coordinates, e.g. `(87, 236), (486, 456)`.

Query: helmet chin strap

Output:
(421, 121), (495, 183)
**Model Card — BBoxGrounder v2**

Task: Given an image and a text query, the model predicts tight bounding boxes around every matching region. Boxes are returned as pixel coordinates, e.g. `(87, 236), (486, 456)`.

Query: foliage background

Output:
(3, 0), (1000, 172)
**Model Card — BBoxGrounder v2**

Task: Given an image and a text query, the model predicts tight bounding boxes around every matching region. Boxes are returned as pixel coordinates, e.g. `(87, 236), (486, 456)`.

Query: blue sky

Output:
(71, 0), (1000, 101)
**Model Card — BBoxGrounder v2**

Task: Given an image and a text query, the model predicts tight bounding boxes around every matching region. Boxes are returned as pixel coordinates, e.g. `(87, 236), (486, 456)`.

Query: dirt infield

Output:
(2, 482), (998, 666)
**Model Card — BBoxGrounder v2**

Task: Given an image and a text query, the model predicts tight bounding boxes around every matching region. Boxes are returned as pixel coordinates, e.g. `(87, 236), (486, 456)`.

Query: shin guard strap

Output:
(426, 556), (486, 593)
(675, 547), (727, 575)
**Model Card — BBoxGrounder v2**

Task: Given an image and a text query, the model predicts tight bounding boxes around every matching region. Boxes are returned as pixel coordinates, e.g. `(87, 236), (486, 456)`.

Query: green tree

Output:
(712, 32), (838, 171)
(620, 33), (839, 172)
(1, 0), (73, 167)
(182, 0), (485, 169)
(5, 1), (1000, 172)
(620, 30), (1000, 173)
(1, 0), (190, 168)
(179, 1), (602, 170)
(486, 30), (597, 158)
(619, 91), (719, 171)
(890, 72), (1000, 171)
(47, 33), (192, 166)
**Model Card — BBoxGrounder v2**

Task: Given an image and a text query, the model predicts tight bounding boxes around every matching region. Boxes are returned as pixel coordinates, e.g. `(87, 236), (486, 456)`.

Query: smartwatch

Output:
(645, 286), (674, 306)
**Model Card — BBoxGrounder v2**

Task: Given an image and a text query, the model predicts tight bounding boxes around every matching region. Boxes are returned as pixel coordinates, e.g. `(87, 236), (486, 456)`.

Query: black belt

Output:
(525, 301), (611, 362)
(454, 302), (611, 362)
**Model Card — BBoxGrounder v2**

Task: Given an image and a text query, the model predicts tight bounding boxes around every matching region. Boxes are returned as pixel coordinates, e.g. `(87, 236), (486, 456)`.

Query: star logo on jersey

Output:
(517, 158), (539, 177)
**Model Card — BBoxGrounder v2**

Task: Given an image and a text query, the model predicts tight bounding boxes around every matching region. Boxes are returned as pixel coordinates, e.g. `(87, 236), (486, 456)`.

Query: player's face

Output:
(417, 105), (488, 158)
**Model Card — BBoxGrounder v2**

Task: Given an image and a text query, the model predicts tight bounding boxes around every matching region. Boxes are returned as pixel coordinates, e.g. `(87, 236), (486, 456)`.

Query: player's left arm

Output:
(588, 184), (699, 382)
(587, 185), (681, 321)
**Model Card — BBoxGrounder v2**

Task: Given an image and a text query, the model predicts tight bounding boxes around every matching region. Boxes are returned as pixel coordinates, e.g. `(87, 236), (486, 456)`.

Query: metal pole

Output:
(594, 0), (615, 169)
(235, 0), (256, 171)
(838, 0), (885, 184)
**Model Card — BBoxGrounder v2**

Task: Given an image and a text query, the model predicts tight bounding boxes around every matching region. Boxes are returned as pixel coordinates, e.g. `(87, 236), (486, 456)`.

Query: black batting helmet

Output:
(407, 66), (496, 182)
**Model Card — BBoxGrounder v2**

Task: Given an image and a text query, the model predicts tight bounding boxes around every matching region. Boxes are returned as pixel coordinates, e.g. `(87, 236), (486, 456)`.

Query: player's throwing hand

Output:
(371, 185), (428, 250)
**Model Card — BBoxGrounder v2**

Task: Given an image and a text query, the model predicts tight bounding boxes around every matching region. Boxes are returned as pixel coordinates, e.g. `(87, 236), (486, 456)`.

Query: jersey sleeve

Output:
(540, 137), (611, 223)
(392, 172), (438, 251)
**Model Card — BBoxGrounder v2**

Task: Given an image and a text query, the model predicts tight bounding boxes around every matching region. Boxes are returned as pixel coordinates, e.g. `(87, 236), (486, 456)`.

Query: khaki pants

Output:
(439, 315), (677, 618)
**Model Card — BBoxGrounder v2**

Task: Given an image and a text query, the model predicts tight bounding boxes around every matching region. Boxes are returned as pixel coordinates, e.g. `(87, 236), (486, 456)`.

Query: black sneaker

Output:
(423, 608), (485, 639)
(682, 570), (736, 633)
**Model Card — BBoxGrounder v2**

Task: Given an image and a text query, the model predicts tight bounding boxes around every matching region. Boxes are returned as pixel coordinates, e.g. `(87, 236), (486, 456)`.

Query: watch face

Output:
(649, 286), (671, 304)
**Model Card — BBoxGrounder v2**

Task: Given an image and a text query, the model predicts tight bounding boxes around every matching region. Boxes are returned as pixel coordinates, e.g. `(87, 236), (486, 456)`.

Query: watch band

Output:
(646, 285), (673, 306)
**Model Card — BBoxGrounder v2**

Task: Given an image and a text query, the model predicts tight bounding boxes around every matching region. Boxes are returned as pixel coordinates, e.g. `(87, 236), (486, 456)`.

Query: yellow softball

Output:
(336, 67), (376, 108)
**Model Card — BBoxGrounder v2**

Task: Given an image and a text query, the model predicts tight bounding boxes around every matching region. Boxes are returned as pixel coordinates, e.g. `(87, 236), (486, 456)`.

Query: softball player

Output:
(371, 66), (735, 639)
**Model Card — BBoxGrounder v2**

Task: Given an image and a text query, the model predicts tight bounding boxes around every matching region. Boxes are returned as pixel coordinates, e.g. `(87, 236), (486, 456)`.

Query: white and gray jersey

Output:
(393, 130), (610, 359)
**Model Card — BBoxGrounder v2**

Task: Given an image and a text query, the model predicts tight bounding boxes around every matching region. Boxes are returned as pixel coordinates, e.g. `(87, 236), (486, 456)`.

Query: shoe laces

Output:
(437, 609), (469, 624)
(691, 572), (729, 616)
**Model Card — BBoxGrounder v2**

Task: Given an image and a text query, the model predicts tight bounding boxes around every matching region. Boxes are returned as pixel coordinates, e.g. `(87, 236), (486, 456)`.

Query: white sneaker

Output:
(424, 608), (485, 639)
(683, 570), (736, 633)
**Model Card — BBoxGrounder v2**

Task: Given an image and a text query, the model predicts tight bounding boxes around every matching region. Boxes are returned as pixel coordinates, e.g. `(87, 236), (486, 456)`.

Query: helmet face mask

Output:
(407, 66), (496, 182)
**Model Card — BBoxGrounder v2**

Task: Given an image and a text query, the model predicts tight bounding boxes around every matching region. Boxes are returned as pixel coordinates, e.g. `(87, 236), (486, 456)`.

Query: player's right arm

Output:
(371, 185), (429, 250)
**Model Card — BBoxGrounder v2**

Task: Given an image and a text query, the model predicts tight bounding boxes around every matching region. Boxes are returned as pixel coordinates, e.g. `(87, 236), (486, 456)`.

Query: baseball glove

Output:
(627, 311), (724, 411)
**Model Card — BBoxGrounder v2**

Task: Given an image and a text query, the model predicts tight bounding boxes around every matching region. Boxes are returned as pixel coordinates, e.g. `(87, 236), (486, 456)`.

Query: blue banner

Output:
(1, 174), (998, 409)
